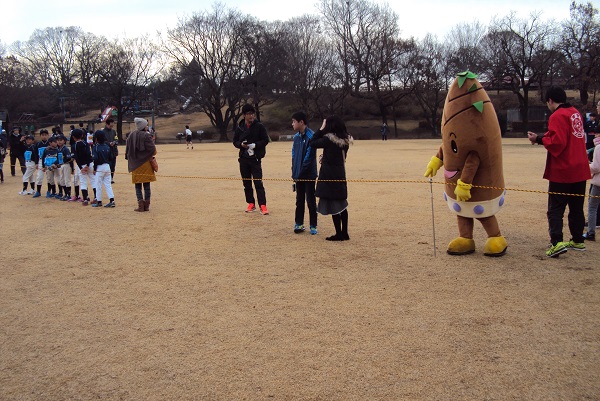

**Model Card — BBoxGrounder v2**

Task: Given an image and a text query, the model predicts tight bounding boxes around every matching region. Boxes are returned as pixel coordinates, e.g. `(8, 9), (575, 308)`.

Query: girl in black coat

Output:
(310, 116), (352, 241)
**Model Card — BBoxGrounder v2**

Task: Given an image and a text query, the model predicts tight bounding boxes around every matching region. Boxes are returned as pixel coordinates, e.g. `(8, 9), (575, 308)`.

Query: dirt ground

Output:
(1, 139), (598, 400)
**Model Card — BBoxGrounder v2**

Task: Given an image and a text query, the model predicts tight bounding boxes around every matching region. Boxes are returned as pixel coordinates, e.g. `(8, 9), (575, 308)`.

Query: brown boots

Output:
(134, 200), (145, 212)
(134, 200), (151, 212)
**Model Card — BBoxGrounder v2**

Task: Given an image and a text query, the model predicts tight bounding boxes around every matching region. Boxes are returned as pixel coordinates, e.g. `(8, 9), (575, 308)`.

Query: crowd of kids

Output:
(4, 125), (117, 208)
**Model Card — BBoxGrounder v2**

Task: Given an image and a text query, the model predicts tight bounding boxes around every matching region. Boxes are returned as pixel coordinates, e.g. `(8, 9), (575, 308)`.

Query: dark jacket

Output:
(310, 130), (351, 200)
(73, 141), (94, 168)
(8, 133), (24, 155)
(56, 145), (72, 165)
(233, 120), (270, 159)
(24, 143), (39, 164)
(291, 127), (317, 180)
(102, 127), (118, 157)
(41, 147), (60, 168)
(93, 143), (114, 170)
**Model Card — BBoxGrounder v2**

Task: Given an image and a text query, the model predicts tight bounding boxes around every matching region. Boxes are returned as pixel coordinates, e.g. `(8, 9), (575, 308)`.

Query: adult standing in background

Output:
(584, 112), (598, 152)
(527, 86), (591, 257)
(380, 122), (388, 141)
(8, 126), (26, 176)
(233, 104), (270, 215)
(310, 116), (352, 241)
(126, 117), (157, 212)
(103, 118), (118, 183)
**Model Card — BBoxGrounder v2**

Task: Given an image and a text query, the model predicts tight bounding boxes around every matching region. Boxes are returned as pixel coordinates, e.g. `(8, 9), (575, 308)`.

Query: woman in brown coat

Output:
(125, 117), (156, 212)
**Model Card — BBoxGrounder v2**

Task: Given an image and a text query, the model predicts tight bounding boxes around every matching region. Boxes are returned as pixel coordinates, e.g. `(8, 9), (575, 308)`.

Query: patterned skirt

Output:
(131, 160), (156, 184)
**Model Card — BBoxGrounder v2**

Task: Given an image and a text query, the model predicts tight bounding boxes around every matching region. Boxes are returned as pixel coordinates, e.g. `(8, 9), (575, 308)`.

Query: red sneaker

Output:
(245, 203), (256, 213)
(260, 205), (269, 215)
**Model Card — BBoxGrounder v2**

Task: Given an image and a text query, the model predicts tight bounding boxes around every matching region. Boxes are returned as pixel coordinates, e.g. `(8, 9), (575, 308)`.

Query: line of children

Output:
(19, 129), (116, 208)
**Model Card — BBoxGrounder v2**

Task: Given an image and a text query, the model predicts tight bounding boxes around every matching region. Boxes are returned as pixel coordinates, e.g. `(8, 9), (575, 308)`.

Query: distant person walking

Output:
(126, 118), (157, 212)
(527, 86), (591, 257)
(233, 104), (270, 215)
(185, 125), (193, 149)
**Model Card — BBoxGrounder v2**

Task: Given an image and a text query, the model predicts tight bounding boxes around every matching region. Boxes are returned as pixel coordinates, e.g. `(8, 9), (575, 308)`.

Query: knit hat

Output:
(135, 117), (148, 130)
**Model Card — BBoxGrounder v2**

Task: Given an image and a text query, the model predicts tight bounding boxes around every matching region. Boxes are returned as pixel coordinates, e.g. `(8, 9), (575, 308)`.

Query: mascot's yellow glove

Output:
(455, 179), (472, 201)
(424, 156), (443, 177)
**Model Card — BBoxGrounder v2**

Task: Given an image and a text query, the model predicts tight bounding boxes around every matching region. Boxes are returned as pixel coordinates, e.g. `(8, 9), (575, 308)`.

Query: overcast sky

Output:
(2, 0), (573, 45)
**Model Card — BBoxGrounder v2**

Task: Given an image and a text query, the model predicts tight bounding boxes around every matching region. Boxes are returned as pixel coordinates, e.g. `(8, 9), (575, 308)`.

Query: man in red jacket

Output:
(528, 87), (591, 257)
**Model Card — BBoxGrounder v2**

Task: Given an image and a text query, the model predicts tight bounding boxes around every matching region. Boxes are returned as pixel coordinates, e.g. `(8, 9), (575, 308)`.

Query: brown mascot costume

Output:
(424, 71), (507, 257)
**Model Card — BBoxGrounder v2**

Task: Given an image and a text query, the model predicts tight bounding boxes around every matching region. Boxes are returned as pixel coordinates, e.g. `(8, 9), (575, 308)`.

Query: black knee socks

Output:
(340, 209), (349, 239)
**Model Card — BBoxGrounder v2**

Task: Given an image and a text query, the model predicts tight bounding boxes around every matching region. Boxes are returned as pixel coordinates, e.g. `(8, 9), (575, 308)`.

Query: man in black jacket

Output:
(8, 126), (26, 176)
(233, 104), (270, 214)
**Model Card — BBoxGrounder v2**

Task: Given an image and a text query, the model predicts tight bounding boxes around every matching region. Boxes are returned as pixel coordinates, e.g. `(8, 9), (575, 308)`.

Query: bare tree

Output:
(407, 34), (449, 136)
(318, 0), (372, 104)
(97, 36), (164, 141)
(280, 15), (339, 118)
(561, 1), (600, 104)
(237, 20), (288, 121)
(444, 21), (487, 76)
(74, 32), (106, 100)
(166, 5), (252, 141)
(13, 27), (81, 90)
(484, 12), (559, 133)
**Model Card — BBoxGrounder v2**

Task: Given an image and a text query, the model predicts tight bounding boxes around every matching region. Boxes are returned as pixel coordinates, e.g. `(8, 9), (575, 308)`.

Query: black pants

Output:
(547, 181), (586, 244)
(295, 180), (317, 227)
(135, 182), (151, 201)
(10, 152), (26, 176)
(239, 157), (266, 205)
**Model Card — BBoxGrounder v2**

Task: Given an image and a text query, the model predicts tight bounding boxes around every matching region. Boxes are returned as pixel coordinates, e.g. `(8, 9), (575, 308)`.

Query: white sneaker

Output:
(18, 191), (27, 195)
(26, 190), (34, 195)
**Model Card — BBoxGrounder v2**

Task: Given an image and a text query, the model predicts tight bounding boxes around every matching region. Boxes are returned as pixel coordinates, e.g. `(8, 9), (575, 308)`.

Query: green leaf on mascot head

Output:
(472, 101), (484, 113)
(468, 83), (478, 92)
(456, 71), (478, 88)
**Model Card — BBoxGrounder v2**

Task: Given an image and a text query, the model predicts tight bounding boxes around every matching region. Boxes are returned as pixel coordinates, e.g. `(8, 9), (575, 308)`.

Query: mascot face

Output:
(441, 72), (497, 181)
(441, 71), (504, 201)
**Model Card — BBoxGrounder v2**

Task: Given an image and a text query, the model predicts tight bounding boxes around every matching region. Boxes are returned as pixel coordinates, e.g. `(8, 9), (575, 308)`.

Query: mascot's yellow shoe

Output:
(483, 235), (507, 257)
(447, 237), (475, 255)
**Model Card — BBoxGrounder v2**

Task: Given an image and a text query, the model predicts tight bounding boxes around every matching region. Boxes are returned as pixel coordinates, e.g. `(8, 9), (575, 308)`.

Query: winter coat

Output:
(233, 120), (270, 159)
(310, 130), (351, 200)
(8, 133), (24, 155)
(539, 104), (590, 183)
(291, 128), (317, 180)
(125, 130), (156, 172)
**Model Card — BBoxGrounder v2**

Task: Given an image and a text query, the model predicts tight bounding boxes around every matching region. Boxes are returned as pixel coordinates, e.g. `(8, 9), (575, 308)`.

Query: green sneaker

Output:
(565, 240), (586, 251)
(294, 224), (305, 234)
(546, 242), (568, 258)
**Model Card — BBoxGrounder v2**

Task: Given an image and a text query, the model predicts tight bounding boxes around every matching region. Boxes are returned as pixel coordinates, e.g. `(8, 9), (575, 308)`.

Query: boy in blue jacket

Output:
(291, 111), (318, 234)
